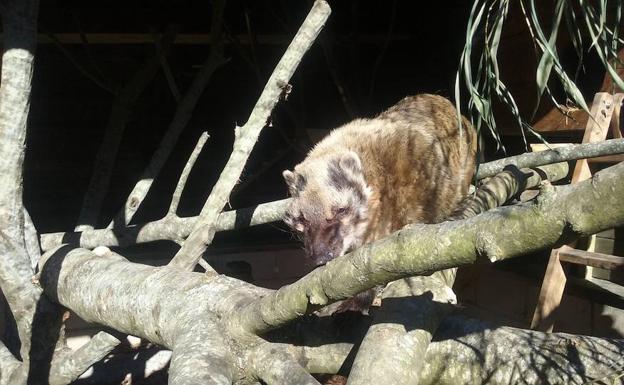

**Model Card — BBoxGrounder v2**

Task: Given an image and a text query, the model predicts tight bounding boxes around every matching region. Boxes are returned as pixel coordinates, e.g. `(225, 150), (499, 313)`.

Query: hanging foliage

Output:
(456, 0), (623, 151)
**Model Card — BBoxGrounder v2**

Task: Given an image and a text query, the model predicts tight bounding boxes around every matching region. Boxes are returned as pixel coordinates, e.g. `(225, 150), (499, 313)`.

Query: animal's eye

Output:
(335, 207), (348, 216)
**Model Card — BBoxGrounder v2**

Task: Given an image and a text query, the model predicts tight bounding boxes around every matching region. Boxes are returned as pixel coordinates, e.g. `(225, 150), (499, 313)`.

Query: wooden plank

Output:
(531, 93), (615, 331)
(558, 247), (624, 271)
(571, 93), (616, 182)
(596, 228), (616, 239)
(15, 33), (413, 45)
(610, 94), (624, 139)
(530, 249), (567, 332)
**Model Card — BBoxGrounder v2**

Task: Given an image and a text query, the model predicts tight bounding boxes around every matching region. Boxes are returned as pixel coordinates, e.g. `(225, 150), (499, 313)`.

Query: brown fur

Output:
(283, 94), (477, 267)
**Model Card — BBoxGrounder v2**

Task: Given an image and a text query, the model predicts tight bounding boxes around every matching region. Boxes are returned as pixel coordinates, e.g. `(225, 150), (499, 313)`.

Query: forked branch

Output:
(168, 0), (332, 270)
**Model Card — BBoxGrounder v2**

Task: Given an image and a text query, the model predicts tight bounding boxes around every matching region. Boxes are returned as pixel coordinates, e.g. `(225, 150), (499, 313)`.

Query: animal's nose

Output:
(312, 251), (334, 267)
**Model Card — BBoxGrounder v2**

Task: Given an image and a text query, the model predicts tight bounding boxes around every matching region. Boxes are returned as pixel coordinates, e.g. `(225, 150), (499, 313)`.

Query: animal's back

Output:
(308, 94), (477, 242)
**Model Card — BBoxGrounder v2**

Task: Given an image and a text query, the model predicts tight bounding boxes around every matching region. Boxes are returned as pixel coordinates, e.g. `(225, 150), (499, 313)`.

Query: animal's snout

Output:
(304, 238), (338, 267)
(310, 251), (335, 267)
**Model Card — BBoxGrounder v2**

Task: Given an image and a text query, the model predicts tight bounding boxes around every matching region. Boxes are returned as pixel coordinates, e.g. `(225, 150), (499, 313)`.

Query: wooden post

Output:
(530, 249), (567, 331)
(530, 93), (616, 332)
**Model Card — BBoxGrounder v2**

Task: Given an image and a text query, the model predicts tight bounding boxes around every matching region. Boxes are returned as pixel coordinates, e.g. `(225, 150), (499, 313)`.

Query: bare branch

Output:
(347, 162), (569, 385)
(476, 137), (624, 179)
(38, 241), (624, 385)
(38, 247), (264, 384)
(23, 207), (41, 269)
(0, 0), (38, 241)
(42, 122), (624, 253)
(39, 26), (116, 94)
(0, 340), (21, 385)
(110, 0), (228, 228)
(49, 331), (121, 385)
(236, 161), (624, 334)
(347, 274), (456, 385)
(0, 0), (49, 365)
(250, 343), (321, 385)
(168, 321), (234, 385)
(283, 316), (624, 384)
(40, 199), (290, 252)
(75, 27), (177, 231)
(168, 132), (210, 215)
(152, 29), (181, 102)
(169, 0), (332, 270)
(0, 241), (38, 358)
(319, 32), (358, 118)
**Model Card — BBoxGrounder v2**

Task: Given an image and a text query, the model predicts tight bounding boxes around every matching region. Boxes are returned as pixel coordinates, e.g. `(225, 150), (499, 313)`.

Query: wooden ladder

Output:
(530, 92), (624, 332)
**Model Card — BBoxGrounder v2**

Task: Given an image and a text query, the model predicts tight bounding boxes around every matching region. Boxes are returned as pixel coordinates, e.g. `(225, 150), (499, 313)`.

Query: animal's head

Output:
(282, 151), (372, 266)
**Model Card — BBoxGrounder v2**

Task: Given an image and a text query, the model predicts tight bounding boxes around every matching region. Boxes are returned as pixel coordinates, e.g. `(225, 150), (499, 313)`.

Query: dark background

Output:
(24, 0), (606, 250)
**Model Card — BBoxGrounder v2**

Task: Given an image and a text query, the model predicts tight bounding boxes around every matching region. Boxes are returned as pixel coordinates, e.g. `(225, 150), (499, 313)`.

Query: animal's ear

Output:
(339, 151), (362, 175)
(283, 170), (305, 196)
(282, 170), (296, 187)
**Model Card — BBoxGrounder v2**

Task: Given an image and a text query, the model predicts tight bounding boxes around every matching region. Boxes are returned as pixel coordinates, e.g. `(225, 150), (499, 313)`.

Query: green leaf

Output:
(533, 0), (565, 118)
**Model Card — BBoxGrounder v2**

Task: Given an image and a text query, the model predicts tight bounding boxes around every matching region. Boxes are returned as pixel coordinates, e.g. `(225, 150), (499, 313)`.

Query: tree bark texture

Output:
(38, 160), (624, 384)
(0, 2), (122, 384)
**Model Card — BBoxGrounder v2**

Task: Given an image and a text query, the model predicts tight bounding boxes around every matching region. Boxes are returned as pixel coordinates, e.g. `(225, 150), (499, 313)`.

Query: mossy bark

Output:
(38, 161), (624, 384)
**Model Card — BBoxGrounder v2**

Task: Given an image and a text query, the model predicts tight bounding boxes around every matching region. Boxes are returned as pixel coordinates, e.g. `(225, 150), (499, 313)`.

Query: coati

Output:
(283, 94), (477, 274)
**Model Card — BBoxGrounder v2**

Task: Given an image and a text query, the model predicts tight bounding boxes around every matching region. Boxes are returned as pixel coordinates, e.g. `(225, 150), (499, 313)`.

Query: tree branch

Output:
(75, 26), (177, 231)
(168, 0), (331, 270)
(236, 161), (624, 335)
(49, 331), (120, 385)
(249, 343), (321, 385)
(168, 132), (209, 216)
(347, 162), (569, 384)
(39, 26), (116, 94)
(40, 138), (619, 252)
(346, 274), (455, 385)
(23, 207), (41, 270)
(0, 0), (38, 241)
(110, 0), (228, 228)
(0, 340), (21, 385)
(0, 0), (51, 368)
(152, 29), (181, 103)
(40, 198), (290, 251)
(284, 315), (624, 384)
(168, 320), (234, 385)
(38, 241), (624, 384)
(38, 246), (268, 383)
(476, 137), (624, 179)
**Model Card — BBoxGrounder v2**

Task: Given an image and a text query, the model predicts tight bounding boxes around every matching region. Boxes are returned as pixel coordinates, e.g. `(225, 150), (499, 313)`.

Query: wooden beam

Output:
(531, 93), (615, 332)
(571, 93), (616, 181)
(530, 249), (567, 332)
(19, 33), (413, 45)
(558, 246), (624, 271)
